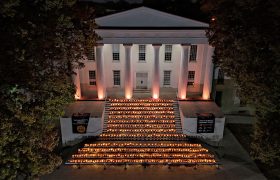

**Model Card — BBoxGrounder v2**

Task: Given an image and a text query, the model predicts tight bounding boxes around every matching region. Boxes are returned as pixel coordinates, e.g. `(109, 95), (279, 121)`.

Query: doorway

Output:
(136, 72), (148, 89)
(215, 91), (223, 107)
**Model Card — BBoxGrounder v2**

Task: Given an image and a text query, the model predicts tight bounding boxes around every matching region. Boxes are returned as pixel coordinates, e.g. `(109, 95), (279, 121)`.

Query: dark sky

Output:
(81, 0), (208, 22)
(82, 0), (199, 3)
(82, 0), (143, 3)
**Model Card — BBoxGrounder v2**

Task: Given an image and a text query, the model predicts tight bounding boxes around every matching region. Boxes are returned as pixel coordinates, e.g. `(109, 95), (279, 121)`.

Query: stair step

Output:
(66, 99), (217, 166)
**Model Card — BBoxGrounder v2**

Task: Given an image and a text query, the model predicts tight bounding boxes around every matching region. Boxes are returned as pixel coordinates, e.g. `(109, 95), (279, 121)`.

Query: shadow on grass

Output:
(227, 124), (280, 180)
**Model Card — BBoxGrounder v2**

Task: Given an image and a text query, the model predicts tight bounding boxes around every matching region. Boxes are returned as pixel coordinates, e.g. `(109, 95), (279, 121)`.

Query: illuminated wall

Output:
(75, 43), (213, 99)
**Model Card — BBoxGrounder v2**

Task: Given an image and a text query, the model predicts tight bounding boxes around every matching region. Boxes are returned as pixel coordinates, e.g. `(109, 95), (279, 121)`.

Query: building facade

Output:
(73, 7), (214, 100)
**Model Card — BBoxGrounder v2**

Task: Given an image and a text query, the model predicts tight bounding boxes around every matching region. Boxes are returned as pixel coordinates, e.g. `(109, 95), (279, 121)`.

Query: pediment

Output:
(96, 7), (208, 28)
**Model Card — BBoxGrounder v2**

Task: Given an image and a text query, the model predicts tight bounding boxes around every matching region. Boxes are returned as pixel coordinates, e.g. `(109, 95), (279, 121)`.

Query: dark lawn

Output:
(228, 124), (280, 180)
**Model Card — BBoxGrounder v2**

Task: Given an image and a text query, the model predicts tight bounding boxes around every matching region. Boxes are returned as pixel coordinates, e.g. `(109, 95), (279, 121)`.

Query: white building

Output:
(73, 7), (214, 100)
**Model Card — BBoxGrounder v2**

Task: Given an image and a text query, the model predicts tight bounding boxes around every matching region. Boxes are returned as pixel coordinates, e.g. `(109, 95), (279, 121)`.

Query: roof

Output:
(95, 6), (208, 29)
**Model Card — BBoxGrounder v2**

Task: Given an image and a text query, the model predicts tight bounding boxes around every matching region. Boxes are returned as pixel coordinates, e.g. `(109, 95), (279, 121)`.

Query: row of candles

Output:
(107, 120), (175, 124)
(100, 133), (186, 140)
(106, 129), (177, 133)
(100, 133), (185, 137)
(110, 103), (173, 107)
(79, 148), (209, 153)
(109, 107), (174, 111)
(109, 111), (174, 115)
(106, 124), (176, 129)
(109, 99), (174, 103)
(72, 153), (214, 159)
(98, 138), (186, 141)
(67, 99), (217, 166)
(84, 142), (202, 148)
(68, 158), (216, 164)
(108, 115), (175, 119)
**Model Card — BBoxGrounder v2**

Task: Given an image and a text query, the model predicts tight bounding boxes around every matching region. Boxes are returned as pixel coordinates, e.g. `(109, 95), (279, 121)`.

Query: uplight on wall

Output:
(202, 90), (210, 100)
(98, 93), (104, 100)
(180, 93), (186, 100)
(152, 93), (159, 99)
(125, 93), (132, 99)
(75, 94), (80, 100)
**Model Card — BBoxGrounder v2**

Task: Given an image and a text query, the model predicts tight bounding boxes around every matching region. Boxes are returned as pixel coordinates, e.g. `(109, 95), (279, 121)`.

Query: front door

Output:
(136, 73), (148, 89)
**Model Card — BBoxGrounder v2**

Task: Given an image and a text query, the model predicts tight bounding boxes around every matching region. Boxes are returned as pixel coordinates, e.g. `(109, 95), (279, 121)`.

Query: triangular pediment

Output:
(96, 7), (208, 28)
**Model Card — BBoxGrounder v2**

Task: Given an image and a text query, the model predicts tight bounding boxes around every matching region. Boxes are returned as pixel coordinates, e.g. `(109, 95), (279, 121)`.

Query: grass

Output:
(227, 124), (280, 180)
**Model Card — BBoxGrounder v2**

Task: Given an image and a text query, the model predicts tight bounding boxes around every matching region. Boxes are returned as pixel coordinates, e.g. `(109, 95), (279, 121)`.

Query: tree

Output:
(205, 0), (280, 165)
(0, 0), (97, 179)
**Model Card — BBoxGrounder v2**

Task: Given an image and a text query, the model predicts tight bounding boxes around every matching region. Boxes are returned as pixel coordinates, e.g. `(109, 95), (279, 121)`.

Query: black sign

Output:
(197, 113), (215, 133)
(72, 113), (90, 134)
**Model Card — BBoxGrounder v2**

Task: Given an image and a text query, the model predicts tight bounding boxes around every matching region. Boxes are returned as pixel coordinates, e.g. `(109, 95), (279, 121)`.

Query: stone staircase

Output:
(99, 99), (186, 141)
(102, 99), (110, 133)
(66, 99), (216, 166)
(173, 100), (183, 134)
(133, 89), (151, 93)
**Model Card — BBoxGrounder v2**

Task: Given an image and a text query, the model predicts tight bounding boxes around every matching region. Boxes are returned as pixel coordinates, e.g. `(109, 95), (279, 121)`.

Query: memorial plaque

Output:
(197, 113), (215, 133)
(72, 113), (90, 134)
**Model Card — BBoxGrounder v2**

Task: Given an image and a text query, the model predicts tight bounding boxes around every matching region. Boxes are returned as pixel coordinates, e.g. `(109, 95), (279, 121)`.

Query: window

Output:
(89, 70), (96, 85)
(138, 45), (146, 61)
(187, 82), (194, 86)
(163, 71), (171, 86)
(87, 47), (95, 61)
(89, 81), (96, 85)
(188, 71), (195, 80)
(112, 44), (120, 61)
(188, 71), (195, 86)
(113, 70), (120, 86)
(164, 45), (172, 61)
(189, 45), (197, 61)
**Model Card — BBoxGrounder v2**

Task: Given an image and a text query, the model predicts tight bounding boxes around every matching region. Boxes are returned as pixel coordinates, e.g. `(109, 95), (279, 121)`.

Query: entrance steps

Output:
(173, 100), (183, 134)
(133, 89), (150, 93)
(66, 99), (216, 166)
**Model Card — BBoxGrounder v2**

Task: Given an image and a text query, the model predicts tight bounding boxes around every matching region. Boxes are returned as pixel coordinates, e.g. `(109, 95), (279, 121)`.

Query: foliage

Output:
(205, 0), (280, 165)
(0, 0), (97, 179)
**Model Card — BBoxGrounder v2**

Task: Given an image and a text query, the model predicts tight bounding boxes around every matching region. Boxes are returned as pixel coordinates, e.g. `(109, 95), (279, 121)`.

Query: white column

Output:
(72, 68), (81, 99)
(202, 46), (214, 99)
(124, 44), (133, 99)
(178, 44), (190, 99)
(96, 44), (105, 99)
(152, 44), (161, 99)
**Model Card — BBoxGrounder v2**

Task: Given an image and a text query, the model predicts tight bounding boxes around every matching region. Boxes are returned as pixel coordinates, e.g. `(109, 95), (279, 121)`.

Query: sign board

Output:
(72, 113), (90, 134)
(197, 113), (215, 133)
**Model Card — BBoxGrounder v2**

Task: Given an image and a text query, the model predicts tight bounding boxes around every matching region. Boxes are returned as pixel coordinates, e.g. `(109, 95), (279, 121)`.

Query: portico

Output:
(74, 7), (214, 100)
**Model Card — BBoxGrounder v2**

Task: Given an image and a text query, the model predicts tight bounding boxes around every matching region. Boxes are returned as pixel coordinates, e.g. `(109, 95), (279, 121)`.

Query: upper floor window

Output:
(89, 70), (96, 85)
(138, 45), (146, 61)
(87, 47), (95, 61)
(189, 45), (197, 61)
(164, 45), (172, 61)
(188, 71), (195, 86)
(112, 44), (120, 61)
(163, 70), (171, 86)
(113, 70), (120, 86)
